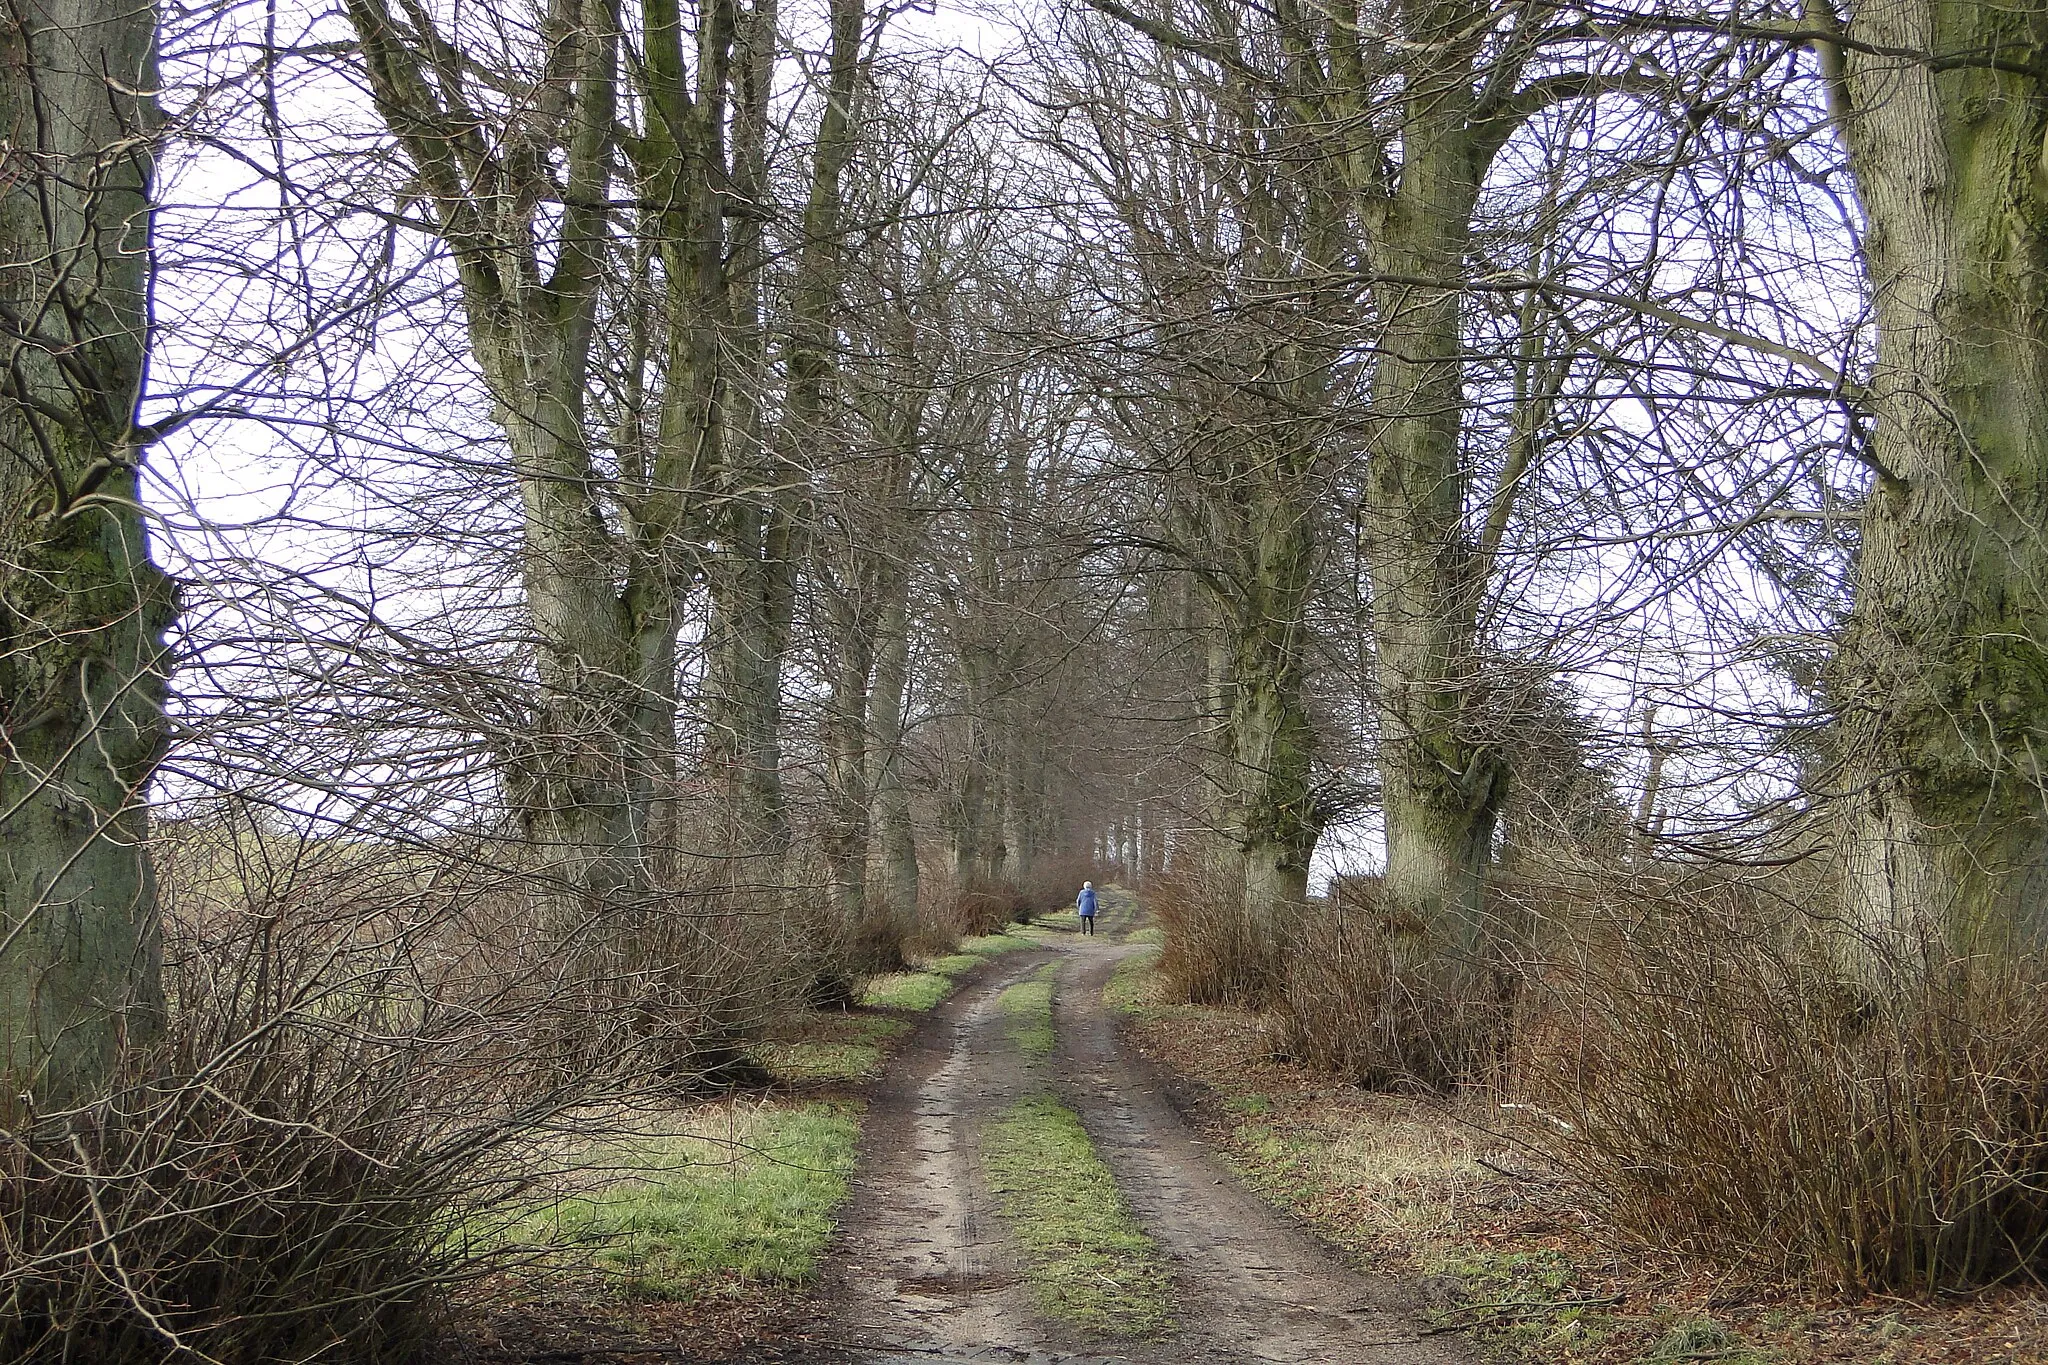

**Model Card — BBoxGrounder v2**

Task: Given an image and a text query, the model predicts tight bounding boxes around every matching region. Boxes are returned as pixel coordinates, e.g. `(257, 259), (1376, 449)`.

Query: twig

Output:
(1476, 1155), (1563, 1186)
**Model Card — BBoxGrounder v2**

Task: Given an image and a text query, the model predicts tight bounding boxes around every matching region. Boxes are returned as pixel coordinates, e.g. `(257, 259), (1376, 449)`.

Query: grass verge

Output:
(980, 1093), (1173, 1338)
(1103, 946), (1162, 1016)
(508, 1100), (859, 1301)
(750, 1011), (908, 1083)
(999, 962), (1058, 1057)
(860, 930), (1031, 1011)
(1114, 946), (2048, 1365)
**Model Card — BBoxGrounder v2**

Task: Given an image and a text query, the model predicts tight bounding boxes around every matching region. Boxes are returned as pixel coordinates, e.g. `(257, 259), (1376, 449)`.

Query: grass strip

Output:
(981, 1093), (1174, 1338)
(749, 1039), (884, 1081)
(998, 962), (1059, 1057)
(860, 929), (1031, 1011)
(859, 971), (954, 1011)
(750, 1011), (911, 1082)
(1103, 947), (1162, 1017)
(510, 1100), (860, 1300)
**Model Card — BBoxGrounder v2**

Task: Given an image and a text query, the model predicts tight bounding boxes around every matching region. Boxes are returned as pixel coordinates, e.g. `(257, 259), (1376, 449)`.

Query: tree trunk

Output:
(634, 0), (794, 872)
(1219, 505), (1322, 988)
(792, 0), (868, 925)
(866, 565), (919, 921)
(1361, 60), (1506, 968)
(0, 0), (173, 1108)
(492, 373), (642, 915)
(1820, 0), (2048, 973)
(819, 586), (874, 932)
(702, 531), (795, 864)
(350, 0), (655, 919)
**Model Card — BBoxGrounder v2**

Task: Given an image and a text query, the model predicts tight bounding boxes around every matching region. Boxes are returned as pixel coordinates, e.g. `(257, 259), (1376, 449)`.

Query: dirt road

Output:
(820, 919), (1469, 1365)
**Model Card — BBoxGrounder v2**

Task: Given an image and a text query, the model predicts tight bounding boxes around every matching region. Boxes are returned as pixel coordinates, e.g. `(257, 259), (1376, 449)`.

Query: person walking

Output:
(1077, 881), (1098, 936)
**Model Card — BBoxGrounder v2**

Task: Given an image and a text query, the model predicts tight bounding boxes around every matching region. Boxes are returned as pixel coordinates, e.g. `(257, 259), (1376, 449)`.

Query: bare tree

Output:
(343, 0), (658, 916)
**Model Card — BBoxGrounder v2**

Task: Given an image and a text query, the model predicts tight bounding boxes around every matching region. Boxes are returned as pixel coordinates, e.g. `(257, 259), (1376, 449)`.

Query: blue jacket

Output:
(1078, 888), (1098, 916)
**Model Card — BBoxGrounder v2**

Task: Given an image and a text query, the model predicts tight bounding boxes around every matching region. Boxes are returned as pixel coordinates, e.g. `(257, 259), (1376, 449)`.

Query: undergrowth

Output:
(1104, 946), (1162, 1016)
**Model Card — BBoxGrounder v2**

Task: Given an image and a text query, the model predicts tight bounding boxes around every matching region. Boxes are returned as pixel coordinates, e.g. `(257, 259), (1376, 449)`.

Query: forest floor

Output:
(457, 893), (2048, 1365)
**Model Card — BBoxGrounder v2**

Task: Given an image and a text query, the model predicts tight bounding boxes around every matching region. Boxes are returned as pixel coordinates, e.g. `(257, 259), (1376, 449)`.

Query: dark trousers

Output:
(1081, 915), (1095, 936)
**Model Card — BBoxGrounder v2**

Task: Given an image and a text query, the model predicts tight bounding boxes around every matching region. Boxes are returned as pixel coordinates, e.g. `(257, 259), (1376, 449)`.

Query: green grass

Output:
(1103, 947), (1162, 1016)
(1121, 924), (1165, 946)
(999, 963), (1058, 1056)
(980, 1093), (1174, 1337)
(509, 1100), (860, 1300)
(860, 929), (1032, 1011)
(749, 1039), (883, 1081)
(860, 971), (954, 1011)
(957, 931), (1030, 960)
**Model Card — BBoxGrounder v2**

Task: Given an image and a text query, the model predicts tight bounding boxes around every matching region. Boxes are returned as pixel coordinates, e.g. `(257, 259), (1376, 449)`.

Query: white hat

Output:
(1083, 881), (1092, 889)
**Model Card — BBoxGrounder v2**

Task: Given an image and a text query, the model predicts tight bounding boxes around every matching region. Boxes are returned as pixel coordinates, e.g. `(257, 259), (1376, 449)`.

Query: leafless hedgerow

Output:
(2, 802), (790, 1363)
(1510, 855), (2048, 1293)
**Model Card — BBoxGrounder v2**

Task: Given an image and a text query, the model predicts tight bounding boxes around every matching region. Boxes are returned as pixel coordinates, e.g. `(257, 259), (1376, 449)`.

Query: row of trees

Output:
(4, 0), (2047, 1304)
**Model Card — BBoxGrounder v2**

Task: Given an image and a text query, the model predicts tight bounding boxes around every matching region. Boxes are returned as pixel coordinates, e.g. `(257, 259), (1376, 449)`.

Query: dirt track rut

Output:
(821, 913), (1468, 1365)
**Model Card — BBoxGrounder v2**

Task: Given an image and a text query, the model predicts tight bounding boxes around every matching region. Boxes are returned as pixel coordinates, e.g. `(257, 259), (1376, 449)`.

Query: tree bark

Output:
(866, 560), (919, 921)
(0, 0), (172, 1107)
(1820, 0), (2048, 972)
(1359, 3), (1507, 966)
(1219, 482), (1323, 983)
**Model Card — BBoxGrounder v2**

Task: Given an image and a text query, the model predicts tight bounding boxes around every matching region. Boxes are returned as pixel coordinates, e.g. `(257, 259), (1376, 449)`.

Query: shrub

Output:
(950, 877), (1032, 936)
(2, 1048), (473, 1362)
(1150, 857), (1288, 1006)
(1516, 870), (2048, 1292)
(0, 810), (799, 1362)
(0, 908), (543, 1363)
(1274, 875), (1513, 1091)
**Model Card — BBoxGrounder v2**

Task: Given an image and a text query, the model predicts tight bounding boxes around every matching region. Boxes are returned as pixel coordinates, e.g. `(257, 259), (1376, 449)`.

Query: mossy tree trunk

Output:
(1816, 0), (2048, 972)
(1359, 70), (1507, 969)
(866, 556), (919, 923)
(0, 0), (173, 1108)
(1216, 459), (1325, 989)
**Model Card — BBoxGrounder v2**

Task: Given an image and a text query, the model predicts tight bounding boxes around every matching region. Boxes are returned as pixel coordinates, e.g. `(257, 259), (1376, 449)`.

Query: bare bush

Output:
(1517, 867), (2048, 1292)
(1015, 854), (1104, 919)
(0, 811), (791, 1362)
(1275, 876), (1513, 1091)
(944, 877), (1032, 937)
(1152, 858), (1290, 1006)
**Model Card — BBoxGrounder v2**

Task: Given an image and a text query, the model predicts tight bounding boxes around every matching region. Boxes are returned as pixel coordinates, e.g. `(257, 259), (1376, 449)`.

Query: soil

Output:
(817, 929), (1471, 1365)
